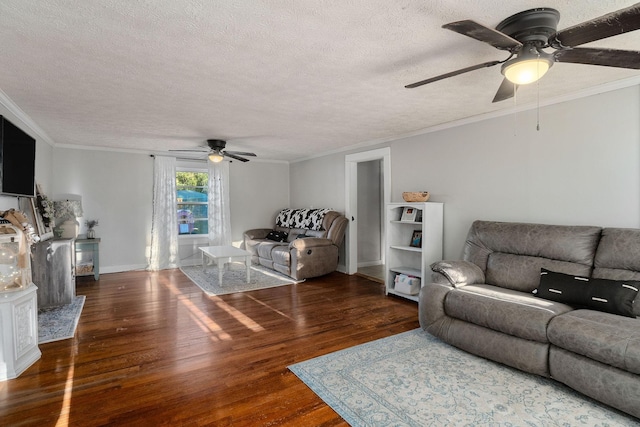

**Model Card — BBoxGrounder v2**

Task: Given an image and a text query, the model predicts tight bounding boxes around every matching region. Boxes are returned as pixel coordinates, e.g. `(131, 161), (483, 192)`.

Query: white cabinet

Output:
(385, 202), (443, 302)
(0, 284), (41, 381)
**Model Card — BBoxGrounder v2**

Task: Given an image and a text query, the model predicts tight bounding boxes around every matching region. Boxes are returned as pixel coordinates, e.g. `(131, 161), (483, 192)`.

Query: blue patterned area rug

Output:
(289, 329), (637, 426)
(38, 296), (85, 344)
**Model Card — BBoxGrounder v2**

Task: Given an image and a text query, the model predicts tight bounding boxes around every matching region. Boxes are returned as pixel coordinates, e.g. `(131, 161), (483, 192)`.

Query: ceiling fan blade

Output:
(405, 60), (501, 88)
(492, 78), (518, 103)
(443, 20), (522, 51)
(225, 151), (257, 157)
(223, 152), (250, 162)
(168, 149), (208, 152)
(554, 47), (640, 69)
(553, 3), (640, 47)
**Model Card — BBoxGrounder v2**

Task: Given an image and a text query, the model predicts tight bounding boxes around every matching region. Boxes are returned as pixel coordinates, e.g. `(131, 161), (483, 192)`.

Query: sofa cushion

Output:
(288, 228), (324, 241)
(485, 253), (592, 292)
(270, 246), (290, 266)
(535, 269), (639, 318)
(257, 241), (287, 260)
(594, 227), (640, 272)
(444, 284), (574, 343)
(592, 227), (640, 317)
(463, 221), (602, 270)
(548, 309), (640, 375)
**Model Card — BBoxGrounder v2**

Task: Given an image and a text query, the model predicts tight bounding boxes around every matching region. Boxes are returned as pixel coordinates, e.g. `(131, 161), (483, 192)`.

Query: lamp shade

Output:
(54, 200), (83, 220)
(503, 58), (551, 85)
(208, 153), (224, 163)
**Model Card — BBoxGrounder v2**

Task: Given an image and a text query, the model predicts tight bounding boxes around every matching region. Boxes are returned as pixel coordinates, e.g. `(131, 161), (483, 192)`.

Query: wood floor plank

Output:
(0, 269), (419, 426)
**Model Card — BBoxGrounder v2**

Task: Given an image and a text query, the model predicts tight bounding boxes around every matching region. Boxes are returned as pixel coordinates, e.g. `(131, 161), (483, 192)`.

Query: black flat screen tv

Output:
(0, 116), (36, 197)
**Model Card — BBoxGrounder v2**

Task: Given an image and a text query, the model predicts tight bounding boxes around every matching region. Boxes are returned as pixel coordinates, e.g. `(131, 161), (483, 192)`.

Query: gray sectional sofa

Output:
(420, 220), (640, 419)
(244, 208), (348, 280)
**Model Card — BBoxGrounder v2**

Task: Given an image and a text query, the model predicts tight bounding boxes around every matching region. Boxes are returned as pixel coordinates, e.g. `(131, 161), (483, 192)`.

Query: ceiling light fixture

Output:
(208, 152), (224, 163)
(501, 46), (553, 85)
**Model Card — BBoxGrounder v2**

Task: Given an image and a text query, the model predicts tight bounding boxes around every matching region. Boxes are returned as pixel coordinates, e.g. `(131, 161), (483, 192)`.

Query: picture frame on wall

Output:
(35, 183), (54, 240)
(410, 230), (422, 248)
(401, 207), (417, 222)
(18, 197), (41, 234)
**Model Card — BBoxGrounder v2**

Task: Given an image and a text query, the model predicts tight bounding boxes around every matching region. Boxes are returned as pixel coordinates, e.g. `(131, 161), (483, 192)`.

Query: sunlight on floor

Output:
(158, 272), (266, 339)
(244, 294), (295, 322)
(210, 296), (265, 332)
(55, 339), (77, 427)
(160, 277), (232, 341)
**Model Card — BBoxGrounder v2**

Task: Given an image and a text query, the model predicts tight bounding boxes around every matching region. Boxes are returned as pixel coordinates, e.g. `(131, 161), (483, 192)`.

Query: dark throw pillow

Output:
(266, 230), (288, 242)
(534, 268), (639, 317)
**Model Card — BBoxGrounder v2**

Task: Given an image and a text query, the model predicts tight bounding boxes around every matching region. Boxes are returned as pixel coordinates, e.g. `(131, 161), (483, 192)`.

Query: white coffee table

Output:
(199, 245), (252, 284)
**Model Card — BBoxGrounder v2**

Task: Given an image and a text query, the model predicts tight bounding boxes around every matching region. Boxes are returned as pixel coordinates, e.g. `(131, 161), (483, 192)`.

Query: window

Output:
(176, 170), (208, 235)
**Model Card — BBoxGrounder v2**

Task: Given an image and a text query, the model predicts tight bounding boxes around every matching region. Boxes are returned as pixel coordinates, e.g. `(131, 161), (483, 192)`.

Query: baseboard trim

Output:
(99, 264), (148, 274)
(357, 260), (383, 268)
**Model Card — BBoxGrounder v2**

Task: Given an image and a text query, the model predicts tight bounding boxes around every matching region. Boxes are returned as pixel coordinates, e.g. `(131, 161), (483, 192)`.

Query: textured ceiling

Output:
(0, 1), (639, 162)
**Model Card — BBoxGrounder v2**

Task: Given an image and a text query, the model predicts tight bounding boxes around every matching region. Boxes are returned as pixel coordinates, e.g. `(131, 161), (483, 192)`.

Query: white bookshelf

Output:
(385, 202), (443, 302)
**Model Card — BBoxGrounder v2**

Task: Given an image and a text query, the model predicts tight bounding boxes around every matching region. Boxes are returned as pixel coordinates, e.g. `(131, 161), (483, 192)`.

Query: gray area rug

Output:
(38, 296), (85, 344)
(180, 263), (300, 296)
(289, 329), (637, 426)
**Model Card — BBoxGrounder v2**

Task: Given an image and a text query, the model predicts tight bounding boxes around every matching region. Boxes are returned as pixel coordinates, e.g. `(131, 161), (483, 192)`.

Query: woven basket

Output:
(402, 191), (430, 202)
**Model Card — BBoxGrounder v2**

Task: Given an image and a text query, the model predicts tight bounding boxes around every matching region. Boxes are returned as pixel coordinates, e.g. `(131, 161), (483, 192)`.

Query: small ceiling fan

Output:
(405, 3), (640, 102)
(170, 139), (257, 162)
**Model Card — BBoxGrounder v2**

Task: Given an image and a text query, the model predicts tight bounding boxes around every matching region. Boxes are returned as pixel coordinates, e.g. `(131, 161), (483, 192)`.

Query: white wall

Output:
(51, 149), (290, 272)
(291, 85), (640, 260)
(52, 148), (154, 272)
(228, 160), (290, 236)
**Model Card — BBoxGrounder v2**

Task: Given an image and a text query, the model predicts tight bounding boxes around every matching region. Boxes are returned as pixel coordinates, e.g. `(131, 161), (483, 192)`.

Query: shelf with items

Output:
(385, 202), (443, 302)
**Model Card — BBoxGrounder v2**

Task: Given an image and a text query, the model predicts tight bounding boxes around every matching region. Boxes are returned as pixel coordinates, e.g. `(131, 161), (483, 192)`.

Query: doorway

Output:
(344, 148), (391, 281)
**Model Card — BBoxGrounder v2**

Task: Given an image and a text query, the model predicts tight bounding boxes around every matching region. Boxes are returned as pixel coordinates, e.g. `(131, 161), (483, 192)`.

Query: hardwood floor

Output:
(0, 269), (419, 426)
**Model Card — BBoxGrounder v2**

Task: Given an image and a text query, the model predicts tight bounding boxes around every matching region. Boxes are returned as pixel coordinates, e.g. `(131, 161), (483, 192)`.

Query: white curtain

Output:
(208, 160), (231, 246)
(148, 156), (179, 271)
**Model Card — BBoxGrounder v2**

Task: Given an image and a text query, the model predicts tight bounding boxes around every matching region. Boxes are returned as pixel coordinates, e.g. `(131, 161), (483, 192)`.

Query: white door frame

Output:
(344, 147), (391, 275)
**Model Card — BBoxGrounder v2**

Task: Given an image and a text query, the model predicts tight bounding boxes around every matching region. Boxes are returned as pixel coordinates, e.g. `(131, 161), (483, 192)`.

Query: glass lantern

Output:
(0, 222), (31, 292)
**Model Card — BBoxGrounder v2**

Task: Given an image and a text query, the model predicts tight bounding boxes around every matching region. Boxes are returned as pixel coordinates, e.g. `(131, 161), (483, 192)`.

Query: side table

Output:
(75, 236), (100, 280)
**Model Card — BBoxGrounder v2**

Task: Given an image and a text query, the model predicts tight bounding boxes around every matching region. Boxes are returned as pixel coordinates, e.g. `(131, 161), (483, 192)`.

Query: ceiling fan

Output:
(405, 4), (640, 102)
(170, 139), (257, 163)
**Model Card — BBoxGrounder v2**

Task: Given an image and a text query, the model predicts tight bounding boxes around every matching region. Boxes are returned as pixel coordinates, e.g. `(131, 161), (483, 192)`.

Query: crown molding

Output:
(0, 88), (56, 146)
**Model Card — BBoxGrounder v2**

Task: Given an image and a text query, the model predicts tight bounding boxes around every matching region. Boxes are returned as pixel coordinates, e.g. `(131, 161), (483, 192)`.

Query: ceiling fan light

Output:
(503, 58), (551, 85)
(208, 152), (224, 163)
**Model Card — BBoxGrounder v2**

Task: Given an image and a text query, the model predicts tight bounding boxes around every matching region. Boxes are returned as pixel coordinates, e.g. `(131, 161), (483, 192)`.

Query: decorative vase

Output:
(86, 228), (96, 239)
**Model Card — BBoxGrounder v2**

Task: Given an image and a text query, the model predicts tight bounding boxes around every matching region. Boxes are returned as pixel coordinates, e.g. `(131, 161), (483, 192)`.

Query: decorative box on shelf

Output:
(394, 274), (421, 295)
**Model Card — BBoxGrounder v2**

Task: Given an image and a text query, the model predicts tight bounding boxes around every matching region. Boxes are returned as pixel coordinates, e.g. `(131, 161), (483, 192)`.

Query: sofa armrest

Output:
(244, 228), (272, 240)
(419, 282), (455, 335)
(289, 237), (334, 250)
(430, 260), (485, 288)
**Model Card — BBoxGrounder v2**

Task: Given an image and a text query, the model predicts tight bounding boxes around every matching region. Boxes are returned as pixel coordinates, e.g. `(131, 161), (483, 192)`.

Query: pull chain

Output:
(536, 51), (541, 131)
